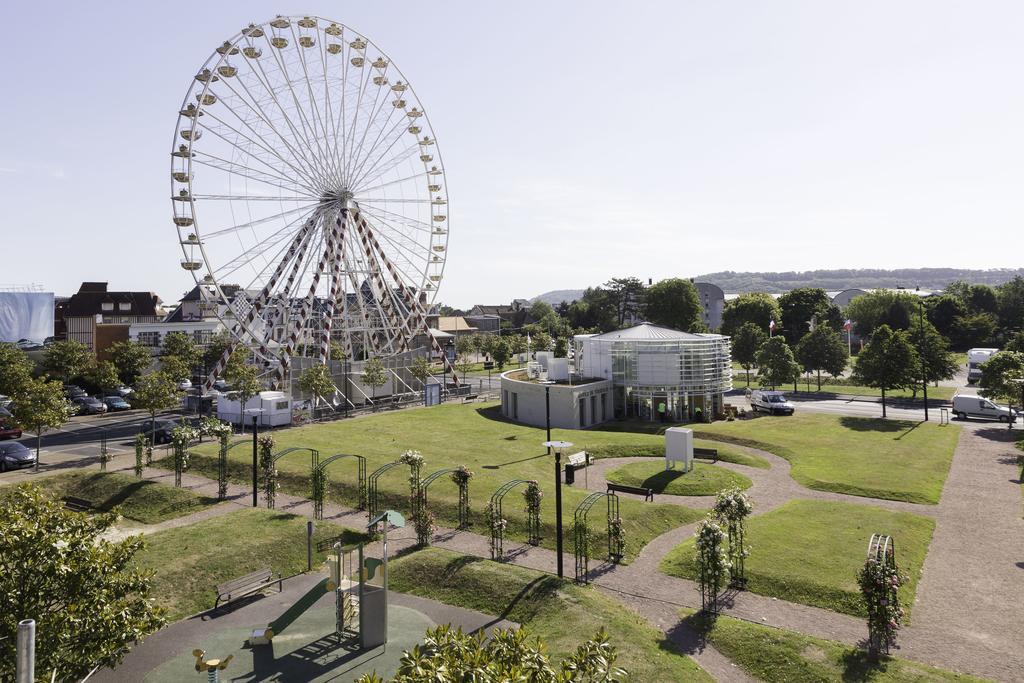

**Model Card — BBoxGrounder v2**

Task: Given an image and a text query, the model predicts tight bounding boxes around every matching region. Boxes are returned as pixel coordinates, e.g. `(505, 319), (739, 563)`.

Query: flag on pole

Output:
(526, 332), (532, 355)
(843, 319), (852, 332)
(769, 319), (776, 337)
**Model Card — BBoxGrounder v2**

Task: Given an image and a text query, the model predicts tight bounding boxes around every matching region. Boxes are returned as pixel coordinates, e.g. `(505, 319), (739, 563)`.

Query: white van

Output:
(966, 348), (998, 384)
(750, 390), (795, 415)
(951, 394), (1017, 422)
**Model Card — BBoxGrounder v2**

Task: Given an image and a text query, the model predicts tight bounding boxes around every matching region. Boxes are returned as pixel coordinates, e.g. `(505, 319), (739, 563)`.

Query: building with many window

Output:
(63, 282), (163, 355)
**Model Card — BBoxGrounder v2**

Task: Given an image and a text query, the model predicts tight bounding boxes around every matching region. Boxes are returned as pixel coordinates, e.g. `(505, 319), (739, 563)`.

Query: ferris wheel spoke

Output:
(213, 210), (315, 279)
(354, 171), (429, 195)
(358, 203), (435, 233)
(356, 197), (430, 204)
(315, 37), (346, 192)
(207, 70), (330, 192)
(354, 218), (424, 349)
(346, 103), (409, 189)
(345, 76), (400, 190)
(349, 141), (421, 193)
(192, 194), (313, 201)
(340, 47), (377, 189)
(201, 201), (321, 240)
(289, 23), (344, 188)
(355, 210), (430, 286)
(192, 153), (314, 197)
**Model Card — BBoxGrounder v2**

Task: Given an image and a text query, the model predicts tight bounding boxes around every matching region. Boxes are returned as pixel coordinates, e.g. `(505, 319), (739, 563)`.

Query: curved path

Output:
(31, 421), (1023, 681)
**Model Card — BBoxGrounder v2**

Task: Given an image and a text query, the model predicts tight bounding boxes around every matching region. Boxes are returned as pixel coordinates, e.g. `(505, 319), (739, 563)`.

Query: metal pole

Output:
(251, 416), (258, 507)
(555, 449), (563, 579)
(382, 521), (389, 639)
(545, 386), (551, 454)
(307, 520), (314, 572)
(343, 360), (349, 417)
(16, 618), (35, 683)
(919, 301), (929, 422)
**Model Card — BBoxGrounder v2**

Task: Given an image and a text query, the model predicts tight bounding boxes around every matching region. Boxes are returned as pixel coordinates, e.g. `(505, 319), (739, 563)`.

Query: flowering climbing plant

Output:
(134, 432), (145, 478)
(259, 436), (277, 509)
(712, 488), (752, 585)
(694, 518), (731, 615)
(450, 465), (473, 487)
(859, 555), (908, 654)
(485, 502), (507, 559)
(608, 516), (625, 559)
(170, 425), (198, 487)
(522, 481), (543, 516)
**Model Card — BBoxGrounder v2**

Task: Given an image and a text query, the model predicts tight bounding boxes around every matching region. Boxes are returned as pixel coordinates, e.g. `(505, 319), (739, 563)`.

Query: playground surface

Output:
(92, 573), (516, 683)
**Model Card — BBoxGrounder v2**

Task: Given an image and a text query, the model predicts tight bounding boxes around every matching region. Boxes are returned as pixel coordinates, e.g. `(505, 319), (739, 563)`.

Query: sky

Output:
(2, 1), (1023, 309)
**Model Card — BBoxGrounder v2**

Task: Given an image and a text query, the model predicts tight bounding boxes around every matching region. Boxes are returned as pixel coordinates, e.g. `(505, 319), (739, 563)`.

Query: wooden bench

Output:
(461, 394), (479, 403)
(62, 496), (91, 512)
(693, 447), (719, 463)
(215, 568), (283, 609)
(607, 483), (653, 502)
(566, 451), (590, 469)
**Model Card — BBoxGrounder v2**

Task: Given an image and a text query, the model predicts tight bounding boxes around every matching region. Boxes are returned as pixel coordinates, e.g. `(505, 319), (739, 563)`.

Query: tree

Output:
(329, 339), (347, 362)
(507, 334), (527, 364)
(409, 356), (432, 389)
(202, 332), (234, 373)
(0, 342), (34, 398)
(978, 351), (1024, 404)
(851, 325), (918, 418)
(845, 291), (918, 336)
(131, 372), (181, 444)
(355, 624), (625, 683)
(455, 334), (476, 359)
(455, 356), (474, 385)
(86, 359), (123, 395)
(755, 337), (800, 390)
(43, 339), (92, 383)
(605, 276), (647, 327)
(997, 276), (1024, 333)
(1004, 331), (1024, 354)
(10, 377), (74, 468)
(224, 351), (260, 431)
(298, 364), (337, 410)
(731, 322), (768, 386)
(159, 355), (191, 383)
(108, 340), (153, 385)
(491, 337), (512, 370)
(925, 295), (967, 343)
(643, 278), (701, 332)
(476, 334), (496, 360)
(161, 331), (201, 382)
(553, 336), (569, 358)
(529, 330), (552, 354)
(795, 327), (848, 391)
(908, 320), (958, 398)
(0, 486), (165, 681)
(562, 287), (617, 332)
(950, 312), (997, 349)
(778, 288), (843, 346)
(721, 292), (782, 337)
(362, 356), (388, 402)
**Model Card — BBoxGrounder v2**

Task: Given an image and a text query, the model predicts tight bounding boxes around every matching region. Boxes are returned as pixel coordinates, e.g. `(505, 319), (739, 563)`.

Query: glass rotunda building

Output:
(574, 323), (732, 422)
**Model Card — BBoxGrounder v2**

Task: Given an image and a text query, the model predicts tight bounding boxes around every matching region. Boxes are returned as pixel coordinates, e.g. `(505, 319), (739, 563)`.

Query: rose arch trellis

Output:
(862, 533), (906, 658)
(367, 460), (409, 522)
(419, 466), (472, 530)
(487, 480), (541, 560)
(263, 447), (319, 510)
(573, 491), (624, 584)
(312, 453), (367, 520)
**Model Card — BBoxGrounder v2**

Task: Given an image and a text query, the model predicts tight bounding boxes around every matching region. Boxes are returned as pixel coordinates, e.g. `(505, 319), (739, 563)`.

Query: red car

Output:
(0, 420), (22, 440)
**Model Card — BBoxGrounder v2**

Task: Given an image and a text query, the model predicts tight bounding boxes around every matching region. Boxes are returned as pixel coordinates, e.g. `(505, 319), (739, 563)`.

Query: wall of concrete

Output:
(500, 370), (613, 430)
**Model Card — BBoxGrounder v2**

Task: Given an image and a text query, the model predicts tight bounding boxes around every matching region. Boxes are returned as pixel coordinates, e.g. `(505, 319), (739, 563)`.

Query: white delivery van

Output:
(966, 348), (998, 384)
(951, 394), (1017, 422)
(749, 390), (795, 415)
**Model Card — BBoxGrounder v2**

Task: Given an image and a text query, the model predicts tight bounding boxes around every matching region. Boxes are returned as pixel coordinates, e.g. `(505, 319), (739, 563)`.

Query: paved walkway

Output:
(20, 421), (1024, 681)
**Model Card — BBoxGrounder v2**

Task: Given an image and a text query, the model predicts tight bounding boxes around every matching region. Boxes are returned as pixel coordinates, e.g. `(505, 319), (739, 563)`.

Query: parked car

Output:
(64, 384), (87, 400)
(178, 379), (193, 391)
(140, 420), (178, 445)
(951, 394), (1018, 422)
(115, 385), (134, 397)
(749, 390), (795, 415)
(966, 348), (999, 384)
(0, 441), (35, 471)
(102, 396), (131, 411)
(0, 419), (22, 440)
(72, 396), (108, 415)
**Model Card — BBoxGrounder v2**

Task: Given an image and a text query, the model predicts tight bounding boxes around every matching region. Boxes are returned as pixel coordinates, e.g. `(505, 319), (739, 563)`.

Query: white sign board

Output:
(0, 292), (54, 342)
(665, 427), (693, 472)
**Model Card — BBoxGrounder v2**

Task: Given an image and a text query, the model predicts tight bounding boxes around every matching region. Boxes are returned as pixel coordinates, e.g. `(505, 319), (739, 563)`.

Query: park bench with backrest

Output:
(62, 496), (92, 512)
(215, 568), (283, 608)
(693, 447), (719, 463)
(607, 482), (653, 502)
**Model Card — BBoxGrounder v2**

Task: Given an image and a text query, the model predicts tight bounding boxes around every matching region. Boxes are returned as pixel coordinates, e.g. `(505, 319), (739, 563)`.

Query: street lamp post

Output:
(543, 438), (572, 579)
(918, 300), (929, 422)
(251, 415), (258, 507)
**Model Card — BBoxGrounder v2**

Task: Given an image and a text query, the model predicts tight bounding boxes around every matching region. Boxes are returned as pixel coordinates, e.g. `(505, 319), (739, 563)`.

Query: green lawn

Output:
(733, 374), (955, 401)
(661, 500), (934, 619)
(134, 508), (366, 621)
(21, 471), (220, 524)
(390, 547), (711, 682)
(683, 609), (983, 682)
(587, 425), (771, 469)
(692, 413), (959, 504)
(606, 461), (752, 496)
(180, 403), (704, 562)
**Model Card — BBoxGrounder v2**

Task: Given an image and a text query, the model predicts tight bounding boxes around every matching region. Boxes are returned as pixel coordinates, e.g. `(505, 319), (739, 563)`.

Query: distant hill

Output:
(692, 268), (1024, 294)
(529, 268), (1024, 305)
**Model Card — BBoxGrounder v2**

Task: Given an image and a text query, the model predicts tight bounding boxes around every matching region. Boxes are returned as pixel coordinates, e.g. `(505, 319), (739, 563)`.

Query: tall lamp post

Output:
(543, 438), (572, 579)
(918, 299), (929, 422)
(245, 409), (263, 507)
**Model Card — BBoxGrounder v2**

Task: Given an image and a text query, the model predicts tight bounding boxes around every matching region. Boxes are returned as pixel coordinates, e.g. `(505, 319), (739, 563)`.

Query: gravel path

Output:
(41, 421), (1024, 681)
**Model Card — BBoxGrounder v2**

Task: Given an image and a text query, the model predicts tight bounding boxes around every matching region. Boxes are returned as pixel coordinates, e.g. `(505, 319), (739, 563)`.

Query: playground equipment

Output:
(192, 649), (233, 682)
(251, 510), (404, 652)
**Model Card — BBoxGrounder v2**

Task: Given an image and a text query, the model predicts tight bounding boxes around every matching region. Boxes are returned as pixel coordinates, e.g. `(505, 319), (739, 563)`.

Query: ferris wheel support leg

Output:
(319, 210), (348, 366)
(351, 215), (416, 355)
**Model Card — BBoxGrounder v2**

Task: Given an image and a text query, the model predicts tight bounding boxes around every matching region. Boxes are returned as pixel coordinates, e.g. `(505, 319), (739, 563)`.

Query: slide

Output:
(265, 577), (330, 638)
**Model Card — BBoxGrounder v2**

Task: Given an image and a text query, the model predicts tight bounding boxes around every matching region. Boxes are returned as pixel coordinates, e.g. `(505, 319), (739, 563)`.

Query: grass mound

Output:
(390, 547), (711, 681)
(606, 461), (752, 496)
(692, 414), (958, 504)
(684, 609), (983, 682)
(35, 471), (218, 524)
(661, 499), (934, 619)
(134, 508), (367, 621)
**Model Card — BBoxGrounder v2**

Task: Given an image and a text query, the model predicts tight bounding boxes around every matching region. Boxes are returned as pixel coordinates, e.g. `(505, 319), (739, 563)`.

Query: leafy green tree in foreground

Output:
(298, 364), (337, 410)
(43, 339), (92, 383)
(795, 326), (848, 391)
(755, 337), (800, 390)
(108, 340), (153, 385)
(362, 356), (388, 402)
(10, 377), (73, 469)
(731, 322), (768, 387)
(851, 325), (918, 418)
(0, 486), (165, 681)
(224, 351), (261, 431)
(721, 292), (782, 337)
(356, 624), (625, 683)
(0, 342), (34, 398)
(491, 337), (512, 371)
(409, 356), (432, 389)
(978, 351), (1024, 404)
(131, 372), (181, 444)
(87, 359), (123, 396)
(907, 321), (958, 398)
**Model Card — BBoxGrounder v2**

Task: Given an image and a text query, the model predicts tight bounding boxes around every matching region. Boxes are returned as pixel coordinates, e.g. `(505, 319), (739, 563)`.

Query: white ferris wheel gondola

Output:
(170, 15), (451, 389)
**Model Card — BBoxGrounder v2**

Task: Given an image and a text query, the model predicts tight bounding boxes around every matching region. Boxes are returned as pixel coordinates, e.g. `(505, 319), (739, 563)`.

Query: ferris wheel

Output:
(170, 15), (451, 388)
